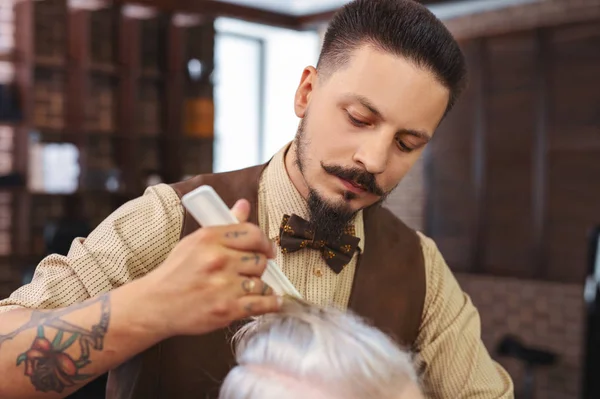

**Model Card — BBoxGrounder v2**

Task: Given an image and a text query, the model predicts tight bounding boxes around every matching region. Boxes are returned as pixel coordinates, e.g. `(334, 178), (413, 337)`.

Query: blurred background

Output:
(0, 0), (599, 398)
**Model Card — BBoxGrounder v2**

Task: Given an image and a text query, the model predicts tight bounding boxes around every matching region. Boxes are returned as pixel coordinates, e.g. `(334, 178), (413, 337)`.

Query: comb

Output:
(181, 185), (302, 299)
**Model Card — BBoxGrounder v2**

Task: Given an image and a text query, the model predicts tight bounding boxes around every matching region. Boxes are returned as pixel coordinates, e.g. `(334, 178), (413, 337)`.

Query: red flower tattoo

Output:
(15, 325), (98, 392)
(2, 295), (110, 394)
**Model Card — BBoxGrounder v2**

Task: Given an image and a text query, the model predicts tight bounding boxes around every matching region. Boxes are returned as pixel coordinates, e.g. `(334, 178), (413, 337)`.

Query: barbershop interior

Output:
(0, 0), (599, 398)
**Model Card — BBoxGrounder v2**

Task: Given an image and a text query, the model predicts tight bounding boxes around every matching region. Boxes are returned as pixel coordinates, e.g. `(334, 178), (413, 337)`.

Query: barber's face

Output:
(289, 44), (448, 216)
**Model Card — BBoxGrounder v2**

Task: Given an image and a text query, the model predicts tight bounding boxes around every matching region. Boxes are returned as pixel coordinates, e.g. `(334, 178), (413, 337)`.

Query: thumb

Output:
(231, 199), (251, 222)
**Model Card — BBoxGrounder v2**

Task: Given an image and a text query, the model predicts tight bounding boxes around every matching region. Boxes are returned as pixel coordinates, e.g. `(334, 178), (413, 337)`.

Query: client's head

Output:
(219, 299), (422, 399)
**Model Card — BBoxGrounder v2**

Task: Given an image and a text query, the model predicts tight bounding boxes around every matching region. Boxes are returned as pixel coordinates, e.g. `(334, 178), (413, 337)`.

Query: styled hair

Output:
(317, 0), (467, 114)
(219, 299), (420, 399)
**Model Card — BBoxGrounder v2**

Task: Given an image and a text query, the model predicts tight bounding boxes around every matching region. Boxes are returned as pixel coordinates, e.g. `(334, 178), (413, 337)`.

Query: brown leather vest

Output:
(106, 164), (425, 399)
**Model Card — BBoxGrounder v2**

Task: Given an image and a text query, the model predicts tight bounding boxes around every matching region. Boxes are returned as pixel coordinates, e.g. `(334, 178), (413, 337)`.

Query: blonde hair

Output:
(219, 298), (420, 399)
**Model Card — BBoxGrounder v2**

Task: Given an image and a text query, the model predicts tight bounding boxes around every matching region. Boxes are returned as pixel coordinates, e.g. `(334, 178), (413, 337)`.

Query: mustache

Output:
(321, 163), (385, 196)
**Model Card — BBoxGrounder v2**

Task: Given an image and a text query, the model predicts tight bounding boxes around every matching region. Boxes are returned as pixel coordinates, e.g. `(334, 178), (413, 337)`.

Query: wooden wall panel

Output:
(424, 19), (600, 282)
(482, 33), (537, 277)
(424, 42), (479, 272)
(546, 152), (600, 282)
(545, 22), (600, 282)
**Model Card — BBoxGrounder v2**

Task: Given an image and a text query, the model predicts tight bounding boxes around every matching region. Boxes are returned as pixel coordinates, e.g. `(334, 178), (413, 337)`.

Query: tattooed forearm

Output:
(0, 295), (111, 394)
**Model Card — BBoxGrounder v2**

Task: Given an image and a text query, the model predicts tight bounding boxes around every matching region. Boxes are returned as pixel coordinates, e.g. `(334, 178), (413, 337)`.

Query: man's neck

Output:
(284, 142), (310, 200)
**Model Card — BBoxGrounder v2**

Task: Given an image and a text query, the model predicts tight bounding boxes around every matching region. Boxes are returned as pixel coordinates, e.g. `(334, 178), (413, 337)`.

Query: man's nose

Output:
(352, 136), (391, 175)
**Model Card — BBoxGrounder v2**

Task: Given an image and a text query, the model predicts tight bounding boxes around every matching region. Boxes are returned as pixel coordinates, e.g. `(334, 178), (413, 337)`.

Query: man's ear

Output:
(294, 66), (317, 118)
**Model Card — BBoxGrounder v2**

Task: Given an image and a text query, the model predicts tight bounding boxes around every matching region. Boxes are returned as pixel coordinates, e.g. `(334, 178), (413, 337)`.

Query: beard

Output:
(293, 113), (391, 242)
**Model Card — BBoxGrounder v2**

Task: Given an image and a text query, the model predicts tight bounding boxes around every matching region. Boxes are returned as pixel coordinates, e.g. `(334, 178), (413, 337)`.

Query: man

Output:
(219, 299), (423, 399)
(0, 0), (514, 398)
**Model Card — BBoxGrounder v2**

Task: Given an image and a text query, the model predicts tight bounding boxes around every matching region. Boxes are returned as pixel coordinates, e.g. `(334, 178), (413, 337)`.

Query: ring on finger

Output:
(241, 278), (257, 294)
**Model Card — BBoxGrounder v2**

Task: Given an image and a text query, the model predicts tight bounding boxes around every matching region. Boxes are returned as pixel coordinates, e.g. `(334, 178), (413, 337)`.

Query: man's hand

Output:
(140, 198), (282, 338)
(0, 196), (282, 399)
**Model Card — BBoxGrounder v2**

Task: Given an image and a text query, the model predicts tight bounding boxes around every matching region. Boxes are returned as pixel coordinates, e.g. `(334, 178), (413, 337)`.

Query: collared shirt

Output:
(258, 146), (363, 308)
(0, 145), (513, 398)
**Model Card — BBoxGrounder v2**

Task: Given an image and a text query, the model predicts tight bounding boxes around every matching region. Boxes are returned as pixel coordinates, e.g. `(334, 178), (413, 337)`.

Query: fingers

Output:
(195, 223), (275, 259)
(239, 277), (273, 296)
(234, 251), (268, 276)
(236, 295), (283, 318)
(221, 224), (274, 258)
(230, 199), (251, 222)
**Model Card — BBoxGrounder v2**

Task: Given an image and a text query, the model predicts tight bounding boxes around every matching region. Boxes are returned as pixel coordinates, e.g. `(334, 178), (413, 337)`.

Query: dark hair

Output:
(317, 0), (467, 114)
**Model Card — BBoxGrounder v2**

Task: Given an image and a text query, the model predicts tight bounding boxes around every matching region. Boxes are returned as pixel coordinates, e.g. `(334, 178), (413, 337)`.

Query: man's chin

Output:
(325, 193), (369, 214)
(318, 190), (353, 206)
(339, 189), (383, 207)
(309, 183), (379, 212)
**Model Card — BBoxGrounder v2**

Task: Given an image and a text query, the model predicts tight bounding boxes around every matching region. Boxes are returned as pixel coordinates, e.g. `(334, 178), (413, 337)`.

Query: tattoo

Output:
(0, 295), (111, 393)
(241, 253), (260, 265)
(225, 231), (248, 238)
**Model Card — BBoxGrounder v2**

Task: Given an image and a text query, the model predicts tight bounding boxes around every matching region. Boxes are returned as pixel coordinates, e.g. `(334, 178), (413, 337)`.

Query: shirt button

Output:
(314, 268), (323, 277)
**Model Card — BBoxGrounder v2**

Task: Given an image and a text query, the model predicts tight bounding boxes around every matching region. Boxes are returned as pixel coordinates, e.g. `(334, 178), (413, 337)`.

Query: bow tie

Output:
(277, 214), (361, 274)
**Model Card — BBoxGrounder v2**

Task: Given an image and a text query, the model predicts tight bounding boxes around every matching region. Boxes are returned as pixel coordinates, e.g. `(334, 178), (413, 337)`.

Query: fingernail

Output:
(277, 295), (284, 308)
(272, 242), (278, 254)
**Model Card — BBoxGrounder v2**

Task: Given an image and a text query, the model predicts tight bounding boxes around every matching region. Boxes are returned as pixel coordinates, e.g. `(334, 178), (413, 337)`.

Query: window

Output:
(213, 18), (320, 172)
(213, 33), (263, 173)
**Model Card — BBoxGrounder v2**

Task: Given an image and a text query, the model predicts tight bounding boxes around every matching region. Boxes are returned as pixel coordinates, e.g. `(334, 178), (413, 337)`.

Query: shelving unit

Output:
(6, 0), (216, 272)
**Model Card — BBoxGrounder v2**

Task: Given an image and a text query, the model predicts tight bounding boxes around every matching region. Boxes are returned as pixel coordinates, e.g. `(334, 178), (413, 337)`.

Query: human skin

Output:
(0, 200), (281, 399)
(286, 44), (449, 211)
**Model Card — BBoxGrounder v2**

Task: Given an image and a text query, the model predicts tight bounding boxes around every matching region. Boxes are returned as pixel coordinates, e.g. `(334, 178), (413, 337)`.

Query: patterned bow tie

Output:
(277, 214), (361, 274)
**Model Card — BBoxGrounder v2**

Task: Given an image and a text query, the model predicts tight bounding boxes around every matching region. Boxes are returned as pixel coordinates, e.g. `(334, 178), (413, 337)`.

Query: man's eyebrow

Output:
(346, 94), (432, 142)
(399, 129), (432, 142)
(347, 94), (382, 118)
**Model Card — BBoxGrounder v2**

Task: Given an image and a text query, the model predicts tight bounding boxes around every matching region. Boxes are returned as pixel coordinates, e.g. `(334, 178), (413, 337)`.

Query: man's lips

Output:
(338, 177), (367, 194)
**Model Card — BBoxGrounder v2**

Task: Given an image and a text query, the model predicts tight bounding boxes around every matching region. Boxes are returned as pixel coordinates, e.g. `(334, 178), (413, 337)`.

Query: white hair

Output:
(219, 299), (420, 399)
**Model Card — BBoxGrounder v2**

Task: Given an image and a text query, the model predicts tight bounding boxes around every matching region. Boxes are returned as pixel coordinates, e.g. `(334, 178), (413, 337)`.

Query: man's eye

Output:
(397, 139), (415, 153)
(347, 113), (368, 127)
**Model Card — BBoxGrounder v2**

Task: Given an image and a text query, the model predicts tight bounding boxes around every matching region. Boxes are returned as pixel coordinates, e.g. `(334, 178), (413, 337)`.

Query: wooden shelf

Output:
(0, 121), (21, 128)
(31, 129), (213, 141)
(89, 62), (119, 76)
(29, 189), (136, 197)
(8, 0), (216, 273)
(30, 129), (83, 144)
(34, 55), (66, 69)
(0, 254), (45, 264)
(0, 51), (14, 62)
(140, 67), (163, 80)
